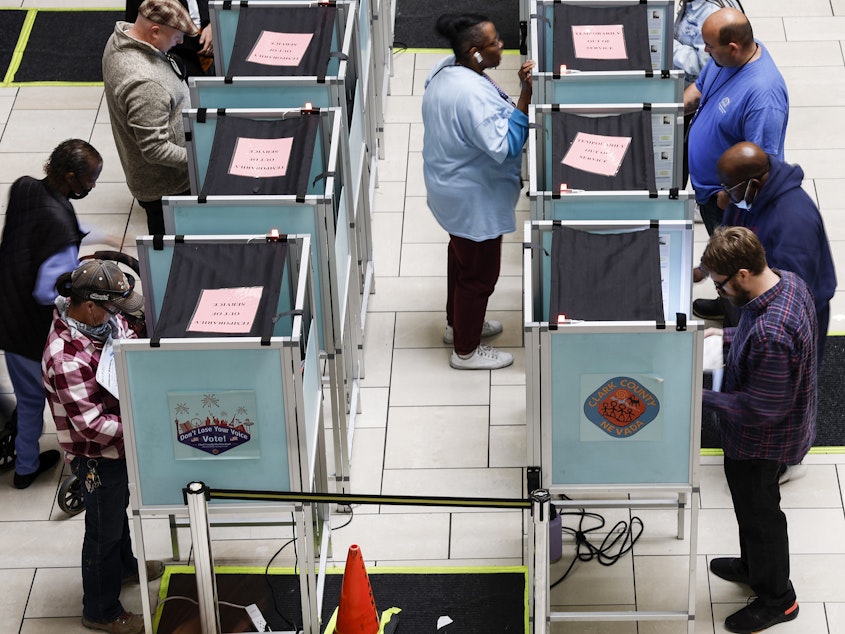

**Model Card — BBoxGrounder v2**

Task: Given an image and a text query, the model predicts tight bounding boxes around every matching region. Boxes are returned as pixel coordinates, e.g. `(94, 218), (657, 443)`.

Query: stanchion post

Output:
(184, 481), (221, 633)
(531, 489), (551, 634)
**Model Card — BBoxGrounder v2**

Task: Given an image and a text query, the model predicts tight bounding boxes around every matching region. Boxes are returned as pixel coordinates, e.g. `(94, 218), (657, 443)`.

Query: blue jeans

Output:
(5, 352), (46, 475)
(72, 456), (138, 623)
(724, 456), (796, 606)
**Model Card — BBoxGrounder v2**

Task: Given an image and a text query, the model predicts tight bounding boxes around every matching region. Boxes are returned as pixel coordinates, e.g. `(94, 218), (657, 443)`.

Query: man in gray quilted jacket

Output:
(103, 0), (198, 235)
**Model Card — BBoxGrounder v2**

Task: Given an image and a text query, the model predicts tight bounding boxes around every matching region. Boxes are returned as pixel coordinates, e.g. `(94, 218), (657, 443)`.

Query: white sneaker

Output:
(450, 344), (513, 370)
(778, 463), (807, 486)
(443, 320), (504, 345)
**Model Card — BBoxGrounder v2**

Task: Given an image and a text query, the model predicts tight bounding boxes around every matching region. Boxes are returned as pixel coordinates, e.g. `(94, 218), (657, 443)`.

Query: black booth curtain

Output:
(551, 110), (656, 192)
(198, 114), (320, 198)
(548, 226), (664, 322)
(227, 5), (338, 77)
(153, 242), (288, 340)
(553, 4), (652, 71)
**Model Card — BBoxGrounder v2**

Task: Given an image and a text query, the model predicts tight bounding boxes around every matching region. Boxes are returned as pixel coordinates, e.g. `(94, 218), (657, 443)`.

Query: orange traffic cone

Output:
(335, 544), (379, 634)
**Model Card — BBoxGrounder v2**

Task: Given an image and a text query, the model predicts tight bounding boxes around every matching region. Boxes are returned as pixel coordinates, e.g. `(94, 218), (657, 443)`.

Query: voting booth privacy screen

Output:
(227, 5), (338, 77)
(530, 104), (684, 196)
(551, 110), (656, 191)
(534, 0), (674, 72)
(198, 114), (320, 199)
(548, 225), (664, 322)
(153, 241), (287, 340)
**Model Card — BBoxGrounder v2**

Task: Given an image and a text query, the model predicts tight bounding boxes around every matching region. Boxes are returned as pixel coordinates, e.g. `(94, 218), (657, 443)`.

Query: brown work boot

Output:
(82, 610), (144, 633)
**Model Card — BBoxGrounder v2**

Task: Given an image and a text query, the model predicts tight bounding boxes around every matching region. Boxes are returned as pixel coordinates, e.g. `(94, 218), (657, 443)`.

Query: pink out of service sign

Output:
(571, 24), (627, 60)
(247, 31), (314, 66)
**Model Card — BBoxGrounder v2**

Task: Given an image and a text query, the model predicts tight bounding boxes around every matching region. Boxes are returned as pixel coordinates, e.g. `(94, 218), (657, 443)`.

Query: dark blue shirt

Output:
(703, 270), (817, 464)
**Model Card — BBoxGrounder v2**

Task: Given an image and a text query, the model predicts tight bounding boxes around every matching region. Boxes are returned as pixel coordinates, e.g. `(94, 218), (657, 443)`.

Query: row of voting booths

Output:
(113, 1), (394, 631)
(523, 2), (705, 632)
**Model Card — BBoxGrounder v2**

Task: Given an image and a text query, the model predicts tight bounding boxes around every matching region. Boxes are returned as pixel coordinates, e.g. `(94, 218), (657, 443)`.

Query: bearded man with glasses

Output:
(700, 226), (817, 634)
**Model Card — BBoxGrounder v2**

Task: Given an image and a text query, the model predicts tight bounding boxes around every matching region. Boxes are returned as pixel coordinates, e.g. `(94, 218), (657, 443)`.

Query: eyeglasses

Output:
(96, 302), (120, 316)
(483, 34), (503, 48)
(712, 270), (738, 292)
(721, 169), (768, 204)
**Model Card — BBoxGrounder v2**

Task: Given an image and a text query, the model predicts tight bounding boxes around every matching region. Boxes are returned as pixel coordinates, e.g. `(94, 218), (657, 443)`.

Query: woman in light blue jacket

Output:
(422, 13), (533, 370)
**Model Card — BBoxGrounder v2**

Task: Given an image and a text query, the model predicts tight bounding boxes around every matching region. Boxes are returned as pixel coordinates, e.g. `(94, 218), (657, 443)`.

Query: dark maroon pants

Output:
(446, 234), (502, 355)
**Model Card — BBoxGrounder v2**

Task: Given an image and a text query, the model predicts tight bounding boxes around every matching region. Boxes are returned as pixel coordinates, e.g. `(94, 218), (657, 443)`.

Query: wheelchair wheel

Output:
(58, 474), (85, 516)
(0, 408), (17, 472)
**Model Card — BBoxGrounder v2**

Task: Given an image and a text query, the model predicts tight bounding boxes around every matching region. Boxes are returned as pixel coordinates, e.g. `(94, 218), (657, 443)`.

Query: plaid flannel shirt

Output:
(702, 270), (818, 464)
(42, 310), (137, 461)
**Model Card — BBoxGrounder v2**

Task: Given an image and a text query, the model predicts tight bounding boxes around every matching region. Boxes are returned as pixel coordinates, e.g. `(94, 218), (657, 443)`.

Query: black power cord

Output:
(264, 534), (299, 631)
(550, 501), (644, 589)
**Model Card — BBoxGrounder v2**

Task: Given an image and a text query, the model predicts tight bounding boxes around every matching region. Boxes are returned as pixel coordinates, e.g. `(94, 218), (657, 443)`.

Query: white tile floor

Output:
(1, 1), (845, 633)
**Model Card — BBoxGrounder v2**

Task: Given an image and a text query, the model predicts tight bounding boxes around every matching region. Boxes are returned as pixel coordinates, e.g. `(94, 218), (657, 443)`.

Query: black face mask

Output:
(67, 174), (92, 200)
(67, 188), (92, 200)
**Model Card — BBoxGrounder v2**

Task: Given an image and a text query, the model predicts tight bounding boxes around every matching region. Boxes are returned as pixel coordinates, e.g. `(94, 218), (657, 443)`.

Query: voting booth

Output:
(528, 0), (681, 103)
(114, 234), (329, 632)
(523, 219), (702, 630)
(204, 0), (376, 299)
(161, 194), (361, 493)
(177, 106), (362, 492)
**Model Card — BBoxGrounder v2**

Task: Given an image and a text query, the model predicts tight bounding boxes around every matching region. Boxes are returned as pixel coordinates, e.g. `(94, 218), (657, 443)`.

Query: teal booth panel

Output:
(529, 220), (693, 324)
(210, 0), (353, 78)
(530, 191), (693, 222)
(161, 198), (348, 352)
(190, 77), (336, 110)
(135, 235), (303, 340)
(541, 71), (683, 105)
(544, 328), (699, 486)
(533, 0), (675, 73)
(118, 343), (298, 507)
(183, 108), (342, 200)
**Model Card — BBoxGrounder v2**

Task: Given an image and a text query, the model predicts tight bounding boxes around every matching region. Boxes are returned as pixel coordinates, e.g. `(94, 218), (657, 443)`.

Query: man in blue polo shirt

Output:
(686, 8), (788, 239)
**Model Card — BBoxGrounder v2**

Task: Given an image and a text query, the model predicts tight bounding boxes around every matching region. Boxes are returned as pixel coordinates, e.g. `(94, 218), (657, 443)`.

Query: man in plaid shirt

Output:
(700, 226), (817, 634)
(42, 260), (162, 634)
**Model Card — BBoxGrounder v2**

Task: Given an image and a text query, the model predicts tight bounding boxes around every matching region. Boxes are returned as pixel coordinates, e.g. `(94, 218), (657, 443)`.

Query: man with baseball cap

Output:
(103, 0), (199, 235)
(43, 260), (161, 634)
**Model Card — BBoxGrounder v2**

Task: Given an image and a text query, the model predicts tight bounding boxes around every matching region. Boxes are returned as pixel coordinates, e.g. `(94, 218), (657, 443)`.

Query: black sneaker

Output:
(725, 597), (798, 633)
(693, 298), (725, 320)
(709, 557), (750, 584)
(13, 450), (61, 489)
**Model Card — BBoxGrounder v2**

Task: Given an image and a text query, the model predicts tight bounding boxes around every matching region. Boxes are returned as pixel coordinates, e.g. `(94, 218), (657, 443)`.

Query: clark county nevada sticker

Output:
(169, 390), (258, 459)
(583, 376), (660, 438)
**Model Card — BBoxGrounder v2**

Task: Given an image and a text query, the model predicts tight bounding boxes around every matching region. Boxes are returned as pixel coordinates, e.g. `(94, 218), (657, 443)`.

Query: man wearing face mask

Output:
(0, 139), (105, 489)
(702, 142), (835, 364)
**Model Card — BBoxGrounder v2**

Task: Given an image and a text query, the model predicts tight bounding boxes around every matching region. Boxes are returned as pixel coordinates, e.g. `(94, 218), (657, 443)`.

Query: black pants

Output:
(724, 456), (795, 606)
(138, 189), (191, 235)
